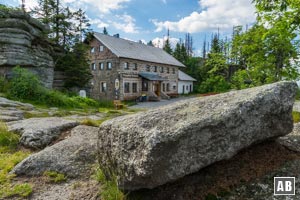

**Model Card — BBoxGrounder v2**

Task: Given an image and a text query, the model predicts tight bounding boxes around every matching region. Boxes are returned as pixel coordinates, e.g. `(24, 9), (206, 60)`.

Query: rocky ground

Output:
(2, 95), (300, 199)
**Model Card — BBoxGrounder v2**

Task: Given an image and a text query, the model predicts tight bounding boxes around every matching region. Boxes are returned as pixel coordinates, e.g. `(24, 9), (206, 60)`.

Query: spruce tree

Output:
(163, 39), (173, 54)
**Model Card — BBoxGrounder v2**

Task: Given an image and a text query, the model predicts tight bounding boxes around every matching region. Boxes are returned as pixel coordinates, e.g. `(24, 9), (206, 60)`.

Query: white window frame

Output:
(99, 45), (104, 52)
(91, 63), (96, 70)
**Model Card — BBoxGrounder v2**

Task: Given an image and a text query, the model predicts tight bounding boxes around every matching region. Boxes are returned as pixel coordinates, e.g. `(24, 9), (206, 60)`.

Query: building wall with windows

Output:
(88, 37), (180, 101)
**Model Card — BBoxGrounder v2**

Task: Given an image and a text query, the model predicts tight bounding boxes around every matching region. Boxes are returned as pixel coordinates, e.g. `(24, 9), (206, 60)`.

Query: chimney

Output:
(113, 34), (120, 38)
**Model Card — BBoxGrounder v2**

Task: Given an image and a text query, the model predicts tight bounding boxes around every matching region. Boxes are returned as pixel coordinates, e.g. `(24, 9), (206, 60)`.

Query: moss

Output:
(43, 171), (67, 183)
(292, 111), (300, 123)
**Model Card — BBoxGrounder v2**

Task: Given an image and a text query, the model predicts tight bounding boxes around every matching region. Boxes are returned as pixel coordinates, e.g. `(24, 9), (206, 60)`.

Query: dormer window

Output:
(99, 45), (104, 52)
(90, 47), (95, 53)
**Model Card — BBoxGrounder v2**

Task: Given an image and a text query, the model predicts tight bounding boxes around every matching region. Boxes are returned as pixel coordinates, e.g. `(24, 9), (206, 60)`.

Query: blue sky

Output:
(1, 0), (256, 55)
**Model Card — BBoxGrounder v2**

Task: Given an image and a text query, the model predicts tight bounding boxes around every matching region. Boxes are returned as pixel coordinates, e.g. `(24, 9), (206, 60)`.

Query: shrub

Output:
(8, 66), (43, 101)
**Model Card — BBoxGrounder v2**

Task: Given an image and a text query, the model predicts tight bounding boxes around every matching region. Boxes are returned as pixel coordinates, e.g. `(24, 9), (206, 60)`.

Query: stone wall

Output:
(0, 10), (54, 88)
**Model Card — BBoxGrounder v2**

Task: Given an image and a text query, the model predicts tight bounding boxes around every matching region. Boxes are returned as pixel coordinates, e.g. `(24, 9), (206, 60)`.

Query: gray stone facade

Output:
(88, 37), (180, 101)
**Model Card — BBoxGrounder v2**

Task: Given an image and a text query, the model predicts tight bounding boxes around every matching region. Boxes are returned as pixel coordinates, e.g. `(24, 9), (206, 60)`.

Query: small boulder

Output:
(98, 81), (297, 190)
(7, 117), (78, 149)
(11, 125), (98, 177)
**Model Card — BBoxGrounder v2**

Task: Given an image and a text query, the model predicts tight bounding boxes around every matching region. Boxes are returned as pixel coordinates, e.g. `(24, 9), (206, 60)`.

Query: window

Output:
(173, 68), (176, 74)
(186, 85), (189, 90)
(99, 45), (104, 52)
(99, 62), (104, 70)
(133, 63), (138, 70)
(142, 80), (148, 91)
(91, 63), (96, 70)
(124, 62), (129, 70)
(124, 82), (130, 93)
(154, 66), (157, 72)
(90, 47), (95, 53)
(167, 83), (170, 91)
(107, 62), (112, 70)
(146, 65), (150, 72)
(173, 85), (176, 90)
(167, 67), (169, 73)
(162, 83), (165, 92)
(132, 83), (137, 93)
(101, 82), (107, 92)
(160, 66), (164, 73)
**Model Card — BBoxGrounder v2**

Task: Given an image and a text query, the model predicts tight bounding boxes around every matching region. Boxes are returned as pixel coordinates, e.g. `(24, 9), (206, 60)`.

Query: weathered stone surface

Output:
(11, 125), (98, 178)
(277, 122), (300, 152)
(0, 10), (54, 88)
(98, 81), (297, 190)
(7, 117), (79, 149)
(0, 97), (34, 110)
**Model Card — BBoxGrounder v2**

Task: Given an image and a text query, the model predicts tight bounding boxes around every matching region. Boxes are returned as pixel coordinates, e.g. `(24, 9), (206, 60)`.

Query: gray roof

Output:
(178, 70), (197, 81)
(93, 32), (185, 67)
(139, 72), (167, 81)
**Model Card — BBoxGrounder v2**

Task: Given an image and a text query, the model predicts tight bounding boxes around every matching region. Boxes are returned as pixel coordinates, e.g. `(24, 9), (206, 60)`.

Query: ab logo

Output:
(274, 177), (295, 195)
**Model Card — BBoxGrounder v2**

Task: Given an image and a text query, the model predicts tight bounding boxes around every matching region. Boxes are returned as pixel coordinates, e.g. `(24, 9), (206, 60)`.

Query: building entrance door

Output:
(153, 82), (161, 96)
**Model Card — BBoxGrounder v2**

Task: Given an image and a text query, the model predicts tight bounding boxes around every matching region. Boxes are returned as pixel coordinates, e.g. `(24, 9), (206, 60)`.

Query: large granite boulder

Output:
(97, 81), (297, 191)
(7, 117), (79, 149)
(11, 125), (98, 178)
(0, 10), (54, 88)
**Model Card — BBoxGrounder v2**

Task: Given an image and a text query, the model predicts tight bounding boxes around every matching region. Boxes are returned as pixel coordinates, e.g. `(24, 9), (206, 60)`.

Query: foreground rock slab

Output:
(11, 125), (98, 177)
(7, 117), (79, 149)
(98, 81), (297, 191)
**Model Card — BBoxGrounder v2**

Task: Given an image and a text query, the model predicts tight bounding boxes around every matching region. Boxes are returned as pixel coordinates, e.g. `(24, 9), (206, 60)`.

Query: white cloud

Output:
(89, 19), (109, 29)
(152, 0), (256, 33)
(20, 0), (130, 13)
(80, 0), (130, 13)
(152, 36), (179, 48)
(161, 0), (167, 4)
(113, 14), (139, 33)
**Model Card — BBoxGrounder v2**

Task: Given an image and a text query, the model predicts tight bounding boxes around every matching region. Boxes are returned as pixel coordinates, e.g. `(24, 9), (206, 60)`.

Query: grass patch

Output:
(80, 118), (110, 127)
(43, 171), (67, 183)
(0, 122), (32, 198)
(95, 167), (126, 200)
(292, 111), (300, 123)
(0, 122), (19, 152)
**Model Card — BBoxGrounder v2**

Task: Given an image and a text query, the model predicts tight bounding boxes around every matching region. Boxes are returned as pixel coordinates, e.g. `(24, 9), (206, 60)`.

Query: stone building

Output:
(88, 33), (185, 101)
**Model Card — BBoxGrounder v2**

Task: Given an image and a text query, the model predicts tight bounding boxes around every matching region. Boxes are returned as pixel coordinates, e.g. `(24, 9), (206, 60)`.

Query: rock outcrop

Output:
(7, 117), (79, 149)
(0, 9), (54, 88)
(0, 97), (34, 122)
(97, 81), (297, 191)
(11, 125), (98, 178)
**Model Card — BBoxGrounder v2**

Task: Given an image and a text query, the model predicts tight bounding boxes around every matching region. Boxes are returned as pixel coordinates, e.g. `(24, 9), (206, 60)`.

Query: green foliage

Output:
(205, 193), (218, 200)
(163, 39), (173, 54)
(292, 111), (300, 123)
(43, 171), (67, 183)
(198, 75), (231, 93)
(0, 122), (19, 152)
(8, 66), (42, 101)
(95, 168), (126, 200)
(56, 43), (92, 88)
(6, 66), (112, 109)
(0, 123), (31, 198)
